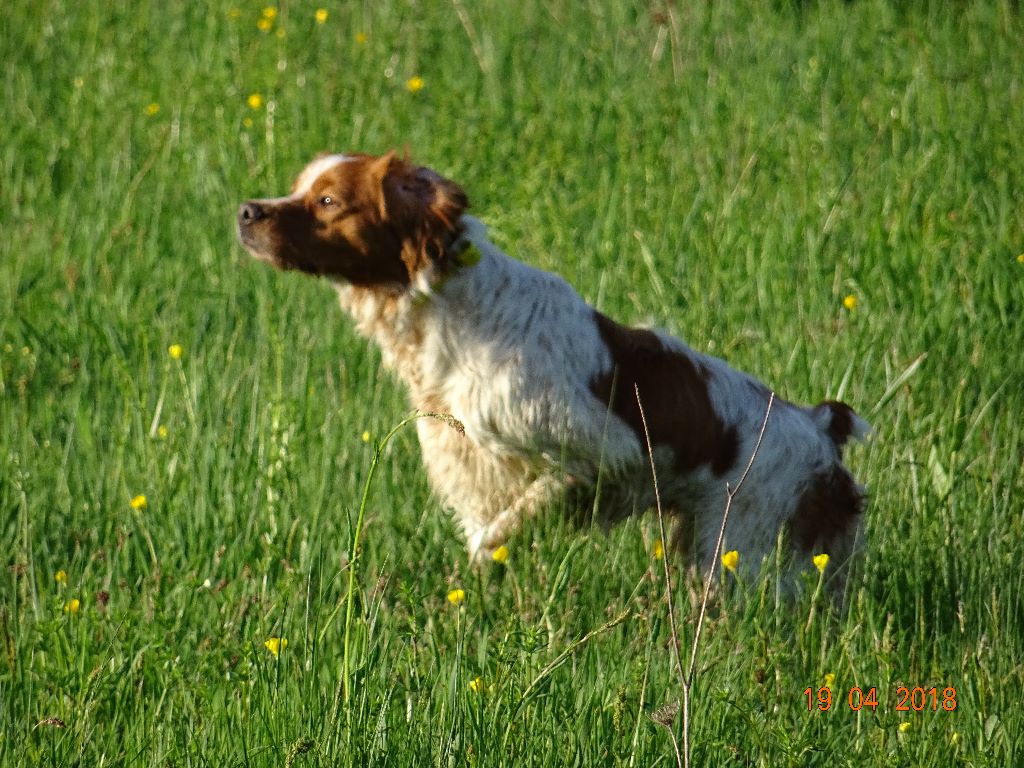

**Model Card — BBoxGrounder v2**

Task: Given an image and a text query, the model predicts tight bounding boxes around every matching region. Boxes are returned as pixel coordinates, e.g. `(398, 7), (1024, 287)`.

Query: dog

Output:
(237, 151), (868, 578)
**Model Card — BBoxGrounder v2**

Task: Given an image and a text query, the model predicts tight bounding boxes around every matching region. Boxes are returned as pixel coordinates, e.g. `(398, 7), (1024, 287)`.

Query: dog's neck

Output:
(332, 215), (488, 390)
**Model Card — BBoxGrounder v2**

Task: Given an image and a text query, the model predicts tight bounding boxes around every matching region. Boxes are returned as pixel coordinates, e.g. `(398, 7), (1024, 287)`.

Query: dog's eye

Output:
(319, 195), (334, 207)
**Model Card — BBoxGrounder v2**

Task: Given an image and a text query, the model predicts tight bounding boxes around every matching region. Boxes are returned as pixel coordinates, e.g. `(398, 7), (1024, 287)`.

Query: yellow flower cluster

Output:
(257, 6), (276, 31)
(130, 494), (147, 510)
(491, 545), (509, 564)
(249, 7), (333, 36)
(237, 11), (427, 118)
(168, 343), (183, 360)
(719, 550), (830, 576)
(447, 588), (465, 606)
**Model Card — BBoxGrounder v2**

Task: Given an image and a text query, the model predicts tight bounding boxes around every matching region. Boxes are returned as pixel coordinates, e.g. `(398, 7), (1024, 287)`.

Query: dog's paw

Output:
(465, 514), (517, 565)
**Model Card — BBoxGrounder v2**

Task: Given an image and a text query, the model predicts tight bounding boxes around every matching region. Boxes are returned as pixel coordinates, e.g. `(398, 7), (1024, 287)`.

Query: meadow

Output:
(2, 0), (1022, 765)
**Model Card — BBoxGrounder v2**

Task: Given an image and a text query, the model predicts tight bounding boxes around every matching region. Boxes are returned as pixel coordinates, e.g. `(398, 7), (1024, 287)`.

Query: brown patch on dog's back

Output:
(788, 468), (863, 553)
(589, 312), (739, 475)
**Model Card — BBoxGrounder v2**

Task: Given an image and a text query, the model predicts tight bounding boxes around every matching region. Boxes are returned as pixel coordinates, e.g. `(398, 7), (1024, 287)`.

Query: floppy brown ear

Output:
(415, 166), (468, 230)
(381, 160), (468, 229)
(377, 158), (469, 277)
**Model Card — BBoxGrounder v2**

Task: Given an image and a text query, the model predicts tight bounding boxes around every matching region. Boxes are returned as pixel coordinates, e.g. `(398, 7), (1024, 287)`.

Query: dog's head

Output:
(237, 152), (468, 286)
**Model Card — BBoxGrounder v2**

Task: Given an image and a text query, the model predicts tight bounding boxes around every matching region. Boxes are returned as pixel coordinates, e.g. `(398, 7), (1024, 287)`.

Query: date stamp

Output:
(803, 686), (957, 712)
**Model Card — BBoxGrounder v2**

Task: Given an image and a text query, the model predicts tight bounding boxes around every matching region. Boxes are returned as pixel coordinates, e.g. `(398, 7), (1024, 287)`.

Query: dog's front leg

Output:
(465, 474), (563, 562)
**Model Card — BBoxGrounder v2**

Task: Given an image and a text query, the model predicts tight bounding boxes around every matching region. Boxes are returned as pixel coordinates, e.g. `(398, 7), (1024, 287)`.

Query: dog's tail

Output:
(811, 400), (871, 453)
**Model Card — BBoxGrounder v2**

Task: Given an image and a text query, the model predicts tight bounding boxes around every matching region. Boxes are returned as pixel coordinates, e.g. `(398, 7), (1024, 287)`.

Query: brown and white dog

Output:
(237, 152), (868, 578)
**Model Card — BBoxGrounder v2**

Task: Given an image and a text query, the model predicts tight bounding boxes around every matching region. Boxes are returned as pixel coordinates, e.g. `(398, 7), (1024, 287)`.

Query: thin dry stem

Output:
(633, 386), (687, 690)
(635, 385), (774, 768)
(687, 392), (775, 683)
(634, 384), (685, 768)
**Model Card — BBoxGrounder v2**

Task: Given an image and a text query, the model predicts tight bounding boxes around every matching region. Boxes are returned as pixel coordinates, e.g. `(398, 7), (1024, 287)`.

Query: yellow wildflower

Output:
(55, 570), (68, 585)
(64, 598), (81, 614)
(315, 9), (328, 24)
(261, 7), (278, 20)
(898, 721), (911, 733)
(721, 550), (739, 574)
(144, 102), (160, 116)
(491, 545), (509, 564)
(469, 677), (483, 693)
(842, 294), (857, 311)
(168, 343), (183, 360)
(1017, 253), (1024, 264)
(405, 76), (424, 94)
(264, 636), (288, 658)
(447, 588), (466, 606)
(951, 731), (960, 745)
(257, 17), (272, 31)
(652, 539), (664, 560)
(157, 425), (169, 440)
(355, 32), (368, 44)
(247, 93), (263, 110)
(130, 494), (147, 510)
(823, 673), (835, 688)
(812, 553), (830, 574)
(361, 430), (371, 443)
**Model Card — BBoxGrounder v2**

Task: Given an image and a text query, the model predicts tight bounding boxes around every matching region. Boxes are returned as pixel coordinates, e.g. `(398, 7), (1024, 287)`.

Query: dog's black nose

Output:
(238, 202), (266, 225)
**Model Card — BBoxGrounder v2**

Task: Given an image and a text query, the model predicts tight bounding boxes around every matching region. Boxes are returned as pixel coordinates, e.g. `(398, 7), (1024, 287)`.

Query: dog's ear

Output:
(378, 157), (468, 231)
(377, 157), (469, 277)
(411, 166), (468, 231)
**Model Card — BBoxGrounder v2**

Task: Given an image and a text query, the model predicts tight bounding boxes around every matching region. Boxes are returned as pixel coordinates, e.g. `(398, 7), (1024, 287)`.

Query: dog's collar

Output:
(444, 228), (482, 269)
(412, 228), (482, 302)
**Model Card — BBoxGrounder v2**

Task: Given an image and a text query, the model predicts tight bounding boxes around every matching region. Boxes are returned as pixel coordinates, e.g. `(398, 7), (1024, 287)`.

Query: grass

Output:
(1, 0), (1022, 765)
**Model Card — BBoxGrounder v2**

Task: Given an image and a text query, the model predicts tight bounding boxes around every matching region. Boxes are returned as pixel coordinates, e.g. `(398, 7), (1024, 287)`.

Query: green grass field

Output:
(2, 1), (1022, 765)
